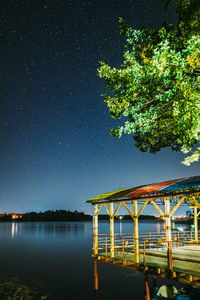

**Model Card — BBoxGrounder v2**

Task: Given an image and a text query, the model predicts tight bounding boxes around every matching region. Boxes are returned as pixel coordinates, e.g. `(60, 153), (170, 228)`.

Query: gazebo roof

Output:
(86, 175), (200, 204)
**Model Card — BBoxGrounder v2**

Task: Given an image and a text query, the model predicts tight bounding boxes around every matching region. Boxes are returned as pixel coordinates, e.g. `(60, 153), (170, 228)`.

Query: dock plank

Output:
(99, 245), (200, 276)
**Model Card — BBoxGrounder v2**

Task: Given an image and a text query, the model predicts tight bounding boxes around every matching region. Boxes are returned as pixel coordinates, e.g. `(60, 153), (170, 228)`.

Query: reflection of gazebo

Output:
(86, 175), (200, 278)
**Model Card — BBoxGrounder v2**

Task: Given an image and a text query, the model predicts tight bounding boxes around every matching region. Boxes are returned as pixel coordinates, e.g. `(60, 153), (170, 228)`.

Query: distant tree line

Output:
(0, 210), (92, 222)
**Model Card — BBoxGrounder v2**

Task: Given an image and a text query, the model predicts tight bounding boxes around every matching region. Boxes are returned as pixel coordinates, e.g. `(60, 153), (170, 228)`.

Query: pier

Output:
(87, 175), (200, 290)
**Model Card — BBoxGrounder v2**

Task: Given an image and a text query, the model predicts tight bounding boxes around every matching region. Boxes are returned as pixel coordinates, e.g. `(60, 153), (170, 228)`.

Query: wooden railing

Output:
(94, 231), (199, 252)
(93, 231), (200, 273)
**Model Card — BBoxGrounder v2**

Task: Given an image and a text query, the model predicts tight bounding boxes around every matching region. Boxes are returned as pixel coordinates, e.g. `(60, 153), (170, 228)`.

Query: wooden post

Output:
(122, 237), (124, 260)
(165, 198), (171, 242)
(144, 272), (150, 300)
(94, 260), (98, 291)
(165, 198), (172, 271)
(133, 201), (139, 264)
(110, 203), (114, 258)
(143, 240), (146, 265)
(168, 241), (173, 271)
(94, 204), (98, 255)
(194, 207), (198, 242)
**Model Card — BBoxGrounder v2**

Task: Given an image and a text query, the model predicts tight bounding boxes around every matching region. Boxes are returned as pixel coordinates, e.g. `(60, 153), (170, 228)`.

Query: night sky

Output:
(0, 0), (199, 215)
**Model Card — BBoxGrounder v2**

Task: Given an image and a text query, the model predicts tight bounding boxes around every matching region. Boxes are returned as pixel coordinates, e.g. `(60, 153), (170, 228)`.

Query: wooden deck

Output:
(94, 245), (200, 277)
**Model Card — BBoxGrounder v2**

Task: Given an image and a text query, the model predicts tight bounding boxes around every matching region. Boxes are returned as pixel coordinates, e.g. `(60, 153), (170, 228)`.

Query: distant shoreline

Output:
(0, 210), (92, 222)
(0, 211), (193, 223)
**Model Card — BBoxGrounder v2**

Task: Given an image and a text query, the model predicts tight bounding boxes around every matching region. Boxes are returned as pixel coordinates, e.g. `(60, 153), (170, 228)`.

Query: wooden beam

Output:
(137, 200), (149, 217)
(102, 203), (110, 216)
(150, 199), (164, 216)
(189, 197), (200, 210)
(123, 202), (133, 219)
(112, 202), (122, 218)
(97, 204), (103, 216)
(91, 191), (200, 206)
(170, 196), (186, 217)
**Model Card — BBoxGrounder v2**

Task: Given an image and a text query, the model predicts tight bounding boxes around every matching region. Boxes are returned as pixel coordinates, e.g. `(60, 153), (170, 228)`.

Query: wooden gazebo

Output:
(87, 175), (200, 278)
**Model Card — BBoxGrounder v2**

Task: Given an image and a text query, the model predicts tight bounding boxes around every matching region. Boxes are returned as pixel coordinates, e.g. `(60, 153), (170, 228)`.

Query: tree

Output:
(98, 0), (200, 165)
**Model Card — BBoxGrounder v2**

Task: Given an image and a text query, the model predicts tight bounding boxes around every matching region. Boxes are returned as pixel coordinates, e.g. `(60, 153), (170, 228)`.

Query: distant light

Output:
(11, 214), (22, 219)
(12, 214), (18, 219)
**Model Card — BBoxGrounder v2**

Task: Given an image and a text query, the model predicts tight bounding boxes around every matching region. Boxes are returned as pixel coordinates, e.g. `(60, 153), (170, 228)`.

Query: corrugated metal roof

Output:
(86, 175), (200, 203)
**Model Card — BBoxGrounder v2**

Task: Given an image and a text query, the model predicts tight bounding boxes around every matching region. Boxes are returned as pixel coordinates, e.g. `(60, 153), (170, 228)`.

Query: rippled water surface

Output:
(0, 220), (191, 299)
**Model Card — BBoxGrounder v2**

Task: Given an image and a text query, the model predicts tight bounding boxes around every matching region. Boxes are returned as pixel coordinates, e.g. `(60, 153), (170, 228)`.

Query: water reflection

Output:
(8, 222), (85, 239)
(94, 290), (98, 300)
(156, 221), (161, 233)
(119, 220), (122, 234)
(172, 221), (175, 230)
(11, 222), (19, 239)
(93, 259), (200, 300)
(0, 220), (197, 300)
(41, 222), (85, 237)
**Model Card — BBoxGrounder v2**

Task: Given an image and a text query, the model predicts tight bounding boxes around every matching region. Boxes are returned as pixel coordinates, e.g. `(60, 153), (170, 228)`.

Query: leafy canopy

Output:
(98, 0), (200, 165)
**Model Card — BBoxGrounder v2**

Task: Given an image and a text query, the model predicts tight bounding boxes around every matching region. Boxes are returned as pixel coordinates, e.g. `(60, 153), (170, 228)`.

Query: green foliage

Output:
(162, 0), (200, 33)
(98, 0), (200, 165)
(0, 277), (50, 300)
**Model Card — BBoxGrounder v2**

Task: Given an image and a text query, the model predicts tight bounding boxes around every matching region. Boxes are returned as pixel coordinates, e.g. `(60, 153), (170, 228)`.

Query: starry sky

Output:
(0, 0), (199, 215)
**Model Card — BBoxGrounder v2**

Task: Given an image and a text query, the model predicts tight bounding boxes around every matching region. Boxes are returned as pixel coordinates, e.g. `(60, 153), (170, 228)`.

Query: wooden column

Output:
(133, 201), (139, 264)
(94, 204), (98, 255)
(165, 198), (172, 271)
(165, 198), (171, 242)
(110, 203), (114, 258)
(194, 207), (198, 242)
(94, 260), (98, 291)
(144, 272), (150, 300)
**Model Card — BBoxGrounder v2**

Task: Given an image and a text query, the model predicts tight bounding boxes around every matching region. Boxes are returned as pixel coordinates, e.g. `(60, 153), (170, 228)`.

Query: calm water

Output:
(0, 220), (192, 299)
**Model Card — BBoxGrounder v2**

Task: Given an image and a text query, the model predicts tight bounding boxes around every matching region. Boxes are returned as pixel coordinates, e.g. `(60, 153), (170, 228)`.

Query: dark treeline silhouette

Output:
(0, 210), (92, 222)
(0, 211), (160, 222)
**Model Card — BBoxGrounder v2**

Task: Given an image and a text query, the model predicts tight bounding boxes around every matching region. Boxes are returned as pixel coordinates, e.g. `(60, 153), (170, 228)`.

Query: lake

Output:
(0, 220), (192, 299)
